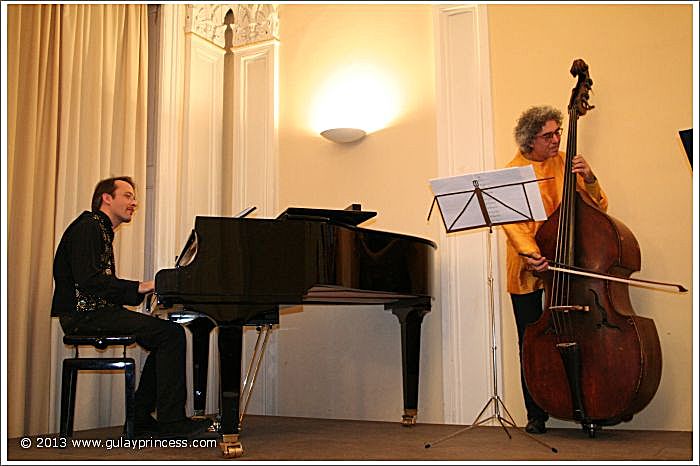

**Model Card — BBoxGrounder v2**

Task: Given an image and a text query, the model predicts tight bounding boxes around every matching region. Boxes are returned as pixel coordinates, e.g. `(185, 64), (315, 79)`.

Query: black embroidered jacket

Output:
(51, 210), (143, 316)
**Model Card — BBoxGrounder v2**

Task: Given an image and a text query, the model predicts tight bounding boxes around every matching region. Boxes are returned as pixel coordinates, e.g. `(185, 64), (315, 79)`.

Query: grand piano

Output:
(154, 206), (436, 457)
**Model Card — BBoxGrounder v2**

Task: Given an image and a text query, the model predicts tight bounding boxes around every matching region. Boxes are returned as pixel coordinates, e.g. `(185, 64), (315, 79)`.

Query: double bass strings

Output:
(549, 106), (581, 342)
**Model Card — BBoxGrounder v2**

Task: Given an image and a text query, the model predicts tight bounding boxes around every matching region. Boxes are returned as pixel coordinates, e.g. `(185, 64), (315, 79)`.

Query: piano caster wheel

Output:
(222, 443), (243, 459)
(220, 434), (243, 458)
(401, 409), (417, 427)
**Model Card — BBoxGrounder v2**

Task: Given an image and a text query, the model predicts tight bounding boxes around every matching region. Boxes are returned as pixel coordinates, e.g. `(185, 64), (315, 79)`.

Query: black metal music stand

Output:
(426, 170), (557, 453)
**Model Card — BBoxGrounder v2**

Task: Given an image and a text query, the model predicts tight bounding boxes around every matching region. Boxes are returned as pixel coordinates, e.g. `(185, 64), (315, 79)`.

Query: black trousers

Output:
(59, 308), (187, 423)
(510, 289), (549, 422)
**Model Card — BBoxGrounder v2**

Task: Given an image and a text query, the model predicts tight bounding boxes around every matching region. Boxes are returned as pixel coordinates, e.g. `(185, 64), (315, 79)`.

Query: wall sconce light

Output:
(312, 65), (401, 145)
(320, 128), (366, 144)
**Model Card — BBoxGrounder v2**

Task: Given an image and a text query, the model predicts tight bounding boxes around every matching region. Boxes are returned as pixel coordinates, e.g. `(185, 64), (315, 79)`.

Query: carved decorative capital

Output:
(186, 4), (279, 50)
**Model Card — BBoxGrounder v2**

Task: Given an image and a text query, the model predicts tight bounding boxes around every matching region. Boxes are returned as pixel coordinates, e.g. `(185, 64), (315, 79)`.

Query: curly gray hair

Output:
(514, 106), (563, 154)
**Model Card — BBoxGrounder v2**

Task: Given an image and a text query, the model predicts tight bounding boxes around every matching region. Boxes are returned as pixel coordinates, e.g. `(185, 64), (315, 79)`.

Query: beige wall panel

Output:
(433, 4), (500, 426)
(232, 44), (279, 217)
(181, 35), (224, 225)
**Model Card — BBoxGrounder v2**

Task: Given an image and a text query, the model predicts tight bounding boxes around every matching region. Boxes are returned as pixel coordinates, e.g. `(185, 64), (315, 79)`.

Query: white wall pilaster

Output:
(434, 4), (502, 425)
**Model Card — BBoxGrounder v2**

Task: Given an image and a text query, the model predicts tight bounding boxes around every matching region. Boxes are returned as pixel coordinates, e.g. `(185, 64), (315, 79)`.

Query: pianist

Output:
(51, 176), (211, 439)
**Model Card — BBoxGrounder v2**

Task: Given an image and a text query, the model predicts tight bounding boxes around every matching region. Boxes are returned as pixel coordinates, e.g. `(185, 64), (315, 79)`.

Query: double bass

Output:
(521, 59), (662, 437)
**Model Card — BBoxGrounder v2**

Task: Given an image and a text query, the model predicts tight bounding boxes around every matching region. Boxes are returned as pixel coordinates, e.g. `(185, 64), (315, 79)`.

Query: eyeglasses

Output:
(536, 128), (563, 141)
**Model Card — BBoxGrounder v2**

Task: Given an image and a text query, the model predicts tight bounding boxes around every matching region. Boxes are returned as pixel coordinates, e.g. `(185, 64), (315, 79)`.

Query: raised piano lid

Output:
(174, 229), (198, 267)
(174, 206), (258, 268)
(276, 205), (376, 226)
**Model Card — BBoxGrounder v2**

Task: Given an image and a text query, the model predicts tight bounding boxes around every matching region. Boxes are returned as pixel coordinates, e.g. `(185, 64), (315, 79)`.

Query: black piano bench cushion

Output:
(63, 335), (136, 350)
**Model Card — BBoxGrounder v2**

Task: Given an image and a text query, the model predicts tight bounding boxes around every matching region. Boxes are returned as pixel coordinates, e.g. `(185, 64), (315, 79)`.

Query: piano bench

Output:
(60, 335), (136, 440)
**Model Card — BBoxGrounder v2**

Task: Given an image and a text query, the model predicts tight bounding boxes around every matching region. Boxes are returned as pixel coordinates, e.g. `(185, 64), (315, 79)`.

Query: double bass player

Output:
(500, 105), (608, 434)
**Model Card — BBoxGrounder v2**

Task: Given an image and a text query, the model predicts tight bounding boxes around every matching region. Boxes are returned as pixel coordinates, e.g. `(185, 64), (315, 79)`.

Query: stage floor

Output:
(7, 414), (693, 462)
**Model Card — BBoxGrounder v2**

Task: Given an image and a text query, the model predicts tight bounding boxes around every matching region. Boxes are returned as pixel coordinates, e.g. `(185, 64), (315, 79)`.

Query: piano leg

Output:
(186, 317), (216, 416)
(217, 324), (244, 458)
(389, 303), (430, 427)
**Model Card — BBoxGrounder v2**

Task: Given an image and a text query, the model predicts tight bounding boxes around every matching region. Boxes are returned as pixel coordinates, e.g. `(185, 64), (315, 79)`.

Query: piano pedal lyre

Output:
(239, 323), (274, 429)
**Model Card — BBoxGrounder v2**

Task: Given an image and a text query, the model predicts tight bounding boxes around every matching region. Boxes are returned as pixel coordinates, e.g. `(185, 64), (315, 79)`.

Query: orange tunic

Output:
(501, 151), (608, 294)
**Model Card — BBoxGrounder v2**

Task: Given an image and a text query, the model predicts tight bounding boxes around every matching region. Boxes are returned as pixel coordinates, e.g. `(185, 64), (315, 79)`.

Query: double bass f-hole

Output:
(589, 289), (621, 331)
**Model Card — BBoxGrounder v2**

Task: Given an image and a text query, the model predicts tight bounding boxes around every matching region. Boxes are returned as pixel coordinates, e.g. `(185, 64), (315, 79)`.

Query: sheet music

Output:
(429, 166), (547, 231)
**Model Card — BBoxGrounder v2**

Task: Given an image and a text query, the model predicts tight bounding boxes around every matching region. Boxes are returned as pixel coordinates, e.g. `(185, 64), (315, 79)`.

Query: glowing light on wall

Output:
(311, 64), (401, 141)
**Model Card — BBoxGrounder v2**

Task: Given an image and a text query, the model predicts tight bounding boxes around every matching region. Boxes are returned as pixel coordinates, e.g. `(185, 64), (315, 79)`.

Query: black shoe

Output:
(525, 418), (547, 434)
(134, 414), (159, 438)
(157, 417), (213, 440)
(123, 414), (158, 438)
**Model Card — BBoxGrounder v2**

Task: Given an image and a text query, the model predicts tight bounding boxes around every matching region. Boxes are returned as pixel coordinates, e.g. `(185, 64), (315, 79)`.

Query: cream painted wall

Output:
(488, 4), (694, 431)
(276, 4), (443, 423)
